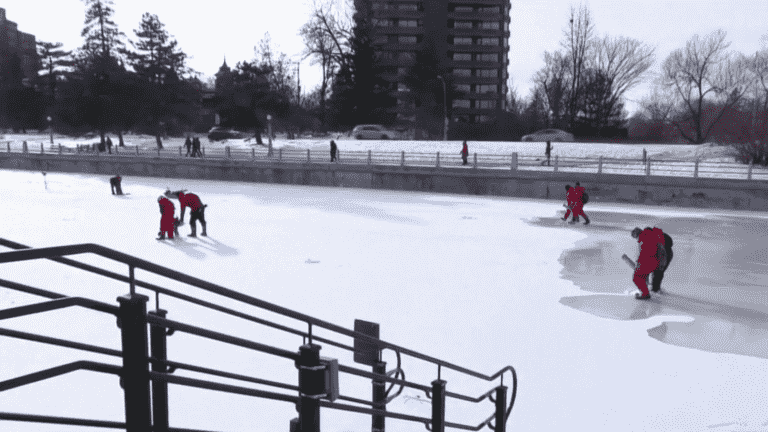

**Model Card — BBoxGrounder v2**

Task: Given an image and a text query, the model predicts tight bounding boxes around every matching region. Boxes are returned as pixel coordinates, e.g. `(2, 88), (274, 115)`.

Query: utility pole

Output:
(295, 60), (301, 106)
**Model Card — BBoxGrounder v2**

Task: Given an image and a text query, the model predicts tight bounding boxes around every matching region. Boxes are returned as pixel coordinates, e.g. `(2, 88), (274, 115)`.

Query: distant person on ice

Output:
(630, 227), (665, 299)
(644, 226), (673, 293)
(330, 140), (337, 162)
(110, 175), (123, 195)
(460, 141), (469, 165)
(562, 184), (590, 225)
(157, 195), (177, 240)
(176, 191), (208, 237)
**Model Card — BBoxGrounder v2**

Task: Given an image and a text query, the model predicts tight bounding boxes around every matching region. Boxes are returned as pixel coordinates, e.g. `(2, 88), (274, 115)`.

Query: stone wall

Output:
(2, 152), (766, 211)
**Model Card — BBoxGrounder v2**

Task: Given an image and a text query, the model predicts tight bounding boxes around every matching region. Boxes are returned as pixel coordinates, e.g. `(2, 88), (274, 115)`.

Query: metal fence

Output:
(6, 140), (768, 181)
(0, 238), (518, 432)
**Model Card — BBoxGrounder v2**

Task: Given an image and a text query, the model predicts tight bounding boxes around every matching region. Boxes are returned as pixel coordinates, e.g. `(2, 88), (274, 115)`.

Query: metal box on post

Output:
(353, 319), (380, 366)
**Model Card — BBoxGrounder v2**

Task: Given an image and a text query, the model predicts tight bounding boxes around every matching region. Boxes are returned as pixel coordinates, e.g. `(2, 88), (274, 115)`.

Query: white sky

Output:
(2, 166), (768, 431)
(10, 1), (768, 116)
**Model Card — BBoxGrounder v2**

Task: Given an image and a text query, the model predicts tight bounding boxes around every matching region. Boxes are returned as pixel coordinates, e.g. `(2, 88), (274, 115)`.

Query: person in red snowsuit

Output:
(631, 227), (663, 299)
(460, 141), (469, 165)
(562, 185), (590, 224)
(178, 191), (207, 237)
(157, 196), (176, 240)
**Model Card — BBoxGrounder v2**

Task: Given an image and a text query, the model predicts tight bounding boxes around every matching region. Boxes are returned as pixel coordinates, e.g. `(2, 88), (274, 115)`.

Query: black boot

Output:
(188, 224), (197, 237)
(156, 232), (166, 240)
(201, 223), (207, 237)
(635, 293), (651, 300)
(583, 216), (590, 225)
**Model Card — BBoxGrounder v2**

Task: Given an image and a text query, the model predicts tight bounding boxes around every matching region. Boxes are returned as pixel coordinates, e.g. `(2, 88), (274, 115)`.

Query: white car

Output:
(521, 129), (575, 142)
(351, 124), (398, 140)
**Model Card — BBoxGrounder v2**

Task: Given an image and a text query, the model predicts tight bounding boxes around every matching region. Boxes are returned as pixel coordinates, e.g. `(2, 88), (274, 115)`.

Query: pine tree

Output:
(80, 0), (126, 63)
(36, 41), (73, 107)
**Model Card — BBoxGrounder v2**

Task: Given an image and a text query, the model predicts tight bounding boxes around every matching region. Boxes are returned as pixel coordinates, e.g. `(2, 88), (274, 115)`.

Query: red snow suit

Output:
(178, 192), (203, 221)
(158, 197), (176, 238)
(564, 187), (587, 220)
(633, 228), (661, 295)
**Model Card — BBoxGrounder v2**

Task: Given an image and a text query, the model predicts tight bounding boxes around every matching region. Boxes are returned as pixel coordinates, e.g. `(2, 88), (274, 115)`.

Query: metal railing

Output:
(0, 238), (518, 432)
(4, 139), (767, 181)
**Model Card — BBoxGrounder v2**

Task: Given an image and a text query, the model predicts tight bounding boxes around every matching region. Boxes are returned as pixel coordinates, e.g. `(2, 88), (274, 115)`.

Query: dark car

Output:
(208, 127), (241, 141)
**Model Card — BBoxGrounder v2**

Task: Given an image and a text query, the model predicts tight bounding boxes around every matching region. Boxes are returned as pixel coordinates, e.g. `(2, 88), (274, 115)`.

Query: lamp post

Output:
(47, 116), (52, 144)
(436, 75), (448, 141)
(266, 114), (273, 157)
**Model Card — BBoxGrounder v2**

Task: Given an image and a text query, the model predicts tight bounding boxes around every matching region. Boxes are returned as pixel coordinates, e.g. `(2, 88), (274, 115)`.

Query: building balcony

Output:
(448, 28), (511, 38)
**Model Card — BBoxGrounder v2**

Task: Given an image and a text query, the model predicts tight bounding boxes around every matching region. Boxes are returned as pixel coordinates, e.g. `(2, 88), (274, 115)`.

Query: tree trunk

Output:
(255, 130), (263, 145)
(118, 130), (125, 146)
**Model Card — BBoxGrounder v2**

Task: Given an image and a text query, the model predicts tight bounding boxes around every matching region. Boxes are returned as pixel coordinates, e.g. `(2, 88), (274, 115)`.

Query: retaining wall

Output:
(2, 152), (767, 211)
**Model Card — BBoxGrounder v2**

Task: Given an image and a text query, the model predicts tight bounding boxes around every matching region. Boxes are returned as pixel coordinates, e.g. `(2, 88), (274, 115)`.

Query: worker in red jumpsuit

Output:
(157, 196), (176, 240)
(460, 141), (469, 165)
(562, 185), (590, 224)
(178, 191), (207, 237)
(630, 227), (662, 299)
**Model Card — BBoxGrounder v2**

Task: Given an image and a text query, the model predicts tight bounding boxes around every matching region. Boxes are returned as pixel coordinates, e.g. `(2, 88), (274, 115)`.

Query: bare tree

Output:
(661, 29), (752, 143)
(561, 3), (596, 129)
(534, 50), (570, 128)
(300, 9), (337, 125)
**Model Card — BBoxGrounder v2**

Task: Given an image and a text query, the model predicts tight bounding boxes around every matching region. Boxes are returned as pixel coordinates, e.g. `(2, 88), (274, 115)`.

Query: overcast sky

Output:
(9, 0), (768, 116)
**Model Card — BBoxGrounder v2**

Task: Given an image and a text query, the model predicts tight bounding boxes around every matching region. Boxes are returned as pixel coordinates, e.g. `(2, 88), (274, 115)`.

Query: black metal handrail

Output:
(0, 239), (518, 431)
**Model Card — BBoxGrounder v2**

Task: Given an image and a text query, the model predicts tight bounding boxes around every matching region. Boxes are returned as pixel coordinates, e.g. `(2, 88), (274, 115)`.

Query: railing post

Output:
(473, 152), (477, 169)
(642, 148), (647, 164)
(252, 148), (255, 160)
(297, 343), (323, 432)
(179, 146), (182, 157)
(117, 293), (152, 432)
(41, 143), (44, 154)
(7, 142), (10, 153)
(202, 147), (206, 158)
(494, 385), (507, 432)
(157, 146), (161, 157)
(598, 156), (603, 174)
(372, 361), (387, 432)
(693, 160), (699, 178)
(553, 155), (559, 172)
(431, 379), (446, 432)
(645, 158), (651, 176)
(748, 160), (754, 180)
(59, 144), (62, 155)
(279, 147), (283, 162)
(368, 150), (372, 165)
(307, 149), (311, 163)
(436, 151), (440, 168)
(225, 146), (231, 159)
(149, 308), (170, 432)
(22, 141), (28, 153)
(136, 146), (139, 156)
(401, 151), (405, 167)
(511, 153), (517, 171)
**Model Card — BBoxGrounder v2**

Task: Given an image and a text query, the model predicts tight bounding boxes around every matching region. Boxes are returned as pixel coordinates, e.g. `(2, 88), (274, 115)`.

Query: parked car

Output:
(207, 127), (241, 141)
(521, 129), (575, 142)
(351, 124), (399, 140)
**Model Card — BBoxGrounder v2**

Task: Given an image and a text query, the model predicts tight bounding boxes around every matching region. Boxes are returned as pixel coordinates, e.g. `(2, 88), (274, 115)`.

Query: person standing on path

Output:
(184, 136), (192, 156)
(545, 141), (553, 166)
(106, 136), (113, 154)
(330, 140), (338, 162)
(460, 141), (469, 165)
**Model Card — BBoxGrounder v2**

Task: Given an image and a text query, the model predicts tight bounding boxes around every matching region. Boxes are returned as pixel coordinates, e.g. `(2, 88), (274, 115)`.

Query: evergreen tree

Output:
(36, 41), (73, 107)
(80, 0), (126, 61)
(403, 39), (454, 138)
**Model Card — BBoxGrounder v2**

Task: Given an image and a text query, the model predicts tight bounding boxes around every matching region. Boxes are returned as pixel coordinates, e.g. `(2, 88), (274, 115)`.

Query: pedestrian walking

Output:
(460, 141), (469, 165)
(630, 227), (663, 299)
(157, 195), (177, 240)
(106, 136), (113, 154)
(330, 140), (338, 162)
(545, 141), (553, 166)
(192, 137), (202, 157)
(177, 191), (208, 237)
(184, 136), (192, 156)
(110, 175), (123, 195)
(562, 184), (590, 225)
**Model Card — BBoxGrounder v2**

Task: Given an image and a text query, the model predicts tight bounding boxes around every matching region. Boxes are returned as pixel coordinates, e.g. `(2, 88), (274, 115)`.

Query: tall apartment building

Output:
(354, 0), (511, 128)
(0, 7), (39, 86)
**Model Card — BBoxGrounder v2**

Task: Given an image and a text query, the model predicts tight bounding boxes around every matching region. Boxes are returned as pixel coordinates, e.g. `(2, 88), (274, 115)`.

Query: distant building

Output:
(0, 7), (40, 86)
(355, 0), (511, 128)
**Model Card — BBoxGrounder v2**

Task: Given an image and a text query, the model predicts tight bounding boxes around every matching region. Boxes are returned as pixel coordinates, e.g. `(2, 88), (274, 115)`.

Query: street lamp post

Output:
(436, 75), (448, 141)
(47, 116), (52, 144)
(266, 114), (273, 157)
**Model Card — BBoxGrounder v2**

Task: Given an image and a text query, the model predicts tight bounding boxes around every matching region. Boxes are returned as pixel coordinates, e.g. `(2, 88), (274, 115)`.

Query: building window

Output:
(373, 18), (392, 27)
(454, 6), (474, 12)
(372, 2), (386, 9)
(504, 38), (509, 47)
(480, 21), (500, 30)
(478, 85), (498, 94)
(480, 38), (499, 46)
(398, 67), (408, 75)
(375, 52), (395, 61)
(478, 69), (498, 78)
(478, 100), (497, 109)
(479, 6), (500, 13)
(398, 52), (416, 61)
(478, 53), (499, 62)
(456, 84), (471, 92)
(477, 115), (492, 122)
(398, 83), (410, 92)
(399, 19), (418, 27)
(453, 99), (470, 108)
(398, 35), (417, 43)
(453, 52), (472, 61)
(453, 69), (471, 77)
(398, 3), (417, 10)
(453, 37), (473, 45)
(454, 21), (473, 29)
(374, 35), (389, 44)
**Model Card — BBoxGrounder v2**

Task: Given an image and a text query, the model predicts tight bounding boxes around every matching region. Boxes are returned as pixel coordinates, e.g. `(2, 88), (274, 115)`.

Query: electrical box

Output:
(320, 357), (339, 402)
(354, 319), (380, 366)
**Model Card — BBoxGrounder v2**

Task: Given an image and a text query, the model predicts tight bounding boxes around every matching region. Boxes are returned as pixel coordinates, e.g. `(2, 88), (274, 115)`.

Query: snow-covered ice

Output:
(1, 169), (768, 432)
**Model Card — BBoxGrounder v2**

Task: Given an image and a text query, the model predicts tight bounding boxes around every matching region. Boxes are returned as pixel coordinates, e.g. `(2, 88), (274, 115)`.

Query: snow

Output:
(1, 169), (768, 432)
